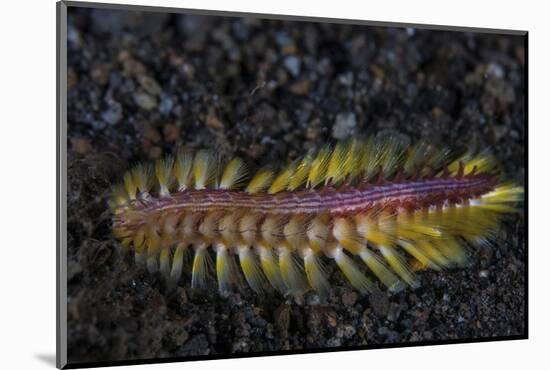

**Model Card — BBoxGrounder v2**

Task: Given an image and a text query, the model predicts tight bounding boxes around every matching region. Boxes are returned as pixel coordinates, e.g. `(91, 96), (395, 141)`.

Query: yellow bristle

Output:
(404, 140), (428, 175)
(378, 139), (404, 179)
(268, 166), (295, 194)
(359, 138), (378, 179)
(402, 140), (448, 176)
(306, 146), (331, 188)
(155, 156), (174, 197)
(169, 244), (185, 284)
(220, 157), (248, 190)
(238, 246), (266, 293)
(332, 217), (364, 254)
(341, 138), (362, 180)
(303, 249), (330, 296)
(355, 212), (396, 247)
(432, 237), (467, 266)
(396, 211), (442, 241)
(278, 248), (307, 294)
(416, 240), (449, 267)
(332, 247), (374, 294)
(435, 206), (497, 241)
(131, 164), (153, 195)
(287, 154), (313, 191)
(174, 150), (193, 190)
(448, 154), (497, 176)
(191, 244), (210, 289)
(378, 246), (417, 287)
(110, 184), (129, 209)
(399, 240), (441, 271)
(358, 247), (401, 291)
(246, 168), (275, 194)
(215, 244), (239, 295)
(258, 247), (284, 292)
(192, 150), (218, 189)
(479, 184), (524, 212)
(123, 171), (137, 200)
(325, 141), (348, 185)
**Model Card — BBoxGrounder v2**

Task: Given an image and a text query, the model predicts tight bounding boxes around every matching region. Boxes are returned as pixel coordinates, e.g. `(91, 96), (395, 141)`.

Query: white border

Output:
(2, 0), (546, 369)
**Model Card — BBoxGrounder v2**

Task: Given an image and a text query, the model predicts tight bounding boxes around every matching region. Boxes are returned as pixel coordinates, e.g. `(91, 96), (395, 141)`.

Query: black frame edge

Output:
(57, 1), (68, 369)
(59, 2), (529, 368)
(63, 0), (527, 35)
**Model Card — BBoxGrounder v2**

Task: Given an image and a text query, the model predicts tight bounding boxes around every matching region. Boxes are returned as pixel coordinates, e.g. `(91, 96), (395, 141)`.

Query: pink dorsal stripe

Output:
(130, 175), (495, 216)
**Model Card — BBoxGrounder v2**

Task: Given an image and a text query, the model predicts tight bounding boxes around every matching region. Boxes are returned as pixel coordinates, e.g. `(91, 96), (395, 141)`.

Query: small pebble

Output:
(206, 114), (224, 129)
(71, 138), (92, 154)
(137, 74), (162, 96)
(369, 291), (390, 317)
(479, 270), (490, 278)
(159, 95), (174, 115)
(332, 112), (357, 140)
(163, 123), (181, 142)
(101, 103), (123, 125)
(134, 92), (157, 110)
(283, 55), (301, 77)
(341, 291), (358, 307)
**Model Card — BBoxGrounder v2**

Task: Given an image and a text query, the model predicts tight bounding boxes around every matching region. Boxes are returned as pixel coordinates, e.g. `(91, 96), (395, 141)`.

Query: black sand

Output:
(65, 8), (526, 365)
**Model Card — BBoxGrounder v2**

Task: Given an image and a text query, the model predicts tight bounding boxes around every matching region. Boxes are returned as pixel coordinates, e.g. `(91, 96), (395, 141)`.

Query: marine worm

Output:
(110, 136), (523, 296)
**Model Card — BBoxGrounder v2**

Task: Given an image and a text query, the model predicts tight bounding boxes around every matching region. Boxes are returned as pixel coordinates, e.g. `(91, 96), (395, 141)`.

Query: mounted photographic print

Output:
(57, 1), (527, 368)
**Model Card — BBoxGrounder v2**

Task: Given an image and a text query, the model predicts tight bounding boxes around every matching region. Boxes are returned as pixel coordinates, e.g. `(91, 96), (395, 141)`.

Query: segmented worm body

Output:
(110, 136), (522, 296)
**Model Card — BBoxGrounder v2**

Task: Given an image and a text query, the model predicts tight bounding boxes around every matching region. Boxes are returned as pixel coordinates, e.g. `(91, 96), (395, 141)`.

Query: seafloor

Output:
(65, 8), (526, 364)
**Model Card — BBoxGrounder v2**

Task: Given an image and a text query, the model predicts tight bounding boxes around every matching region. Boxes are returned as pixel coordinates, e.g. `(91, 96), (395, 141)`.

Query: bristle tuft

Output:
(215, 244), (240, 295)
(379, 246), (417, 287)
(246, 168), (275, 194)
(191, 245), (210, 289)
(325, 141), (348, 186)
(303, 249), (330, 296)
(110, 183), (129, 209)
(220, 157), (248, 190)
(278, 248), (307, 294)
(174, 149), (193, 190)
(192, 150), (218, 189)
(169, 245), (185, 285)
(238, 246), (266, 293)
(123, 171), (137, 200)
(268, 166), (295, 194)
(288, 154), (313, 191)
(132, 164), (154, 196)
(333, 247), (375, 294)
(259, 247), (284, 292)
(358, 247), (401, 291)
(307, 146), (331, 188)
(155, 156), (174, 197)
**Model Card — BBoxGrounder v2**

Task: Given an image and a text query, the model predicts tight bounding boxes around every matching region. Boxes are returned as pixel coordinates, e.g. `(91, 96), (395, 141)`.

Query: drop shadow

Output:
(34, 353), (57, 367)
